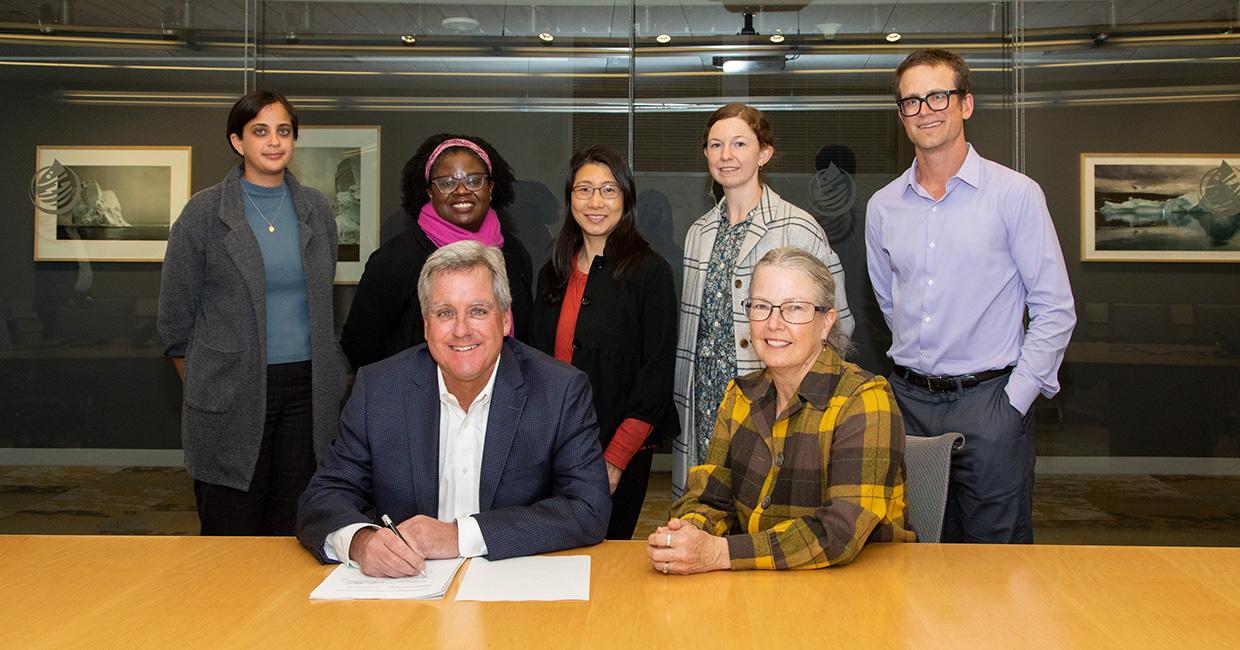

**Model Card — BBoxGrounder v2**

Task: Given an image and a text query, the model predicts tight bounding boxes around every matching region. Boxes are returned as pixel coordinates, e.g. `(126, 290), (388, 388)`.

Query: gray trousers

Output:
(889, 372), (1035, 543)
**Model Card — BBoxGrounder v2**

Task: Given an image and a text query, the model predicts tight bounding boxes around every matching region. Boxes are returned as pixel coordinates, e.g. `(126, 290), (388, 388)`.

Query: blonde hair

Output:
(753, 246), (852, 356)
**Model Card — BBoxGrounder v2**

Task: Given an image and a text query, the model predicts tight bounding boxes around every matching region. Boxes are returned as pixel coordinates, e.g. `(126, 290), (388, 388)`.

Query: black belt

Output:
(894, 365), (1012, 392)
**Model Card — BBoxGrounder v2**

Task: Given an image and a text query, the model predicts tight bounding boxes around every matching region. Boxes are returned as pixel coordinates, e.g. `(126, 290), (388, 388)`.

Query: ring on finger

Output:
(665, 533), (672, 548)
(662, 562), (669, 574)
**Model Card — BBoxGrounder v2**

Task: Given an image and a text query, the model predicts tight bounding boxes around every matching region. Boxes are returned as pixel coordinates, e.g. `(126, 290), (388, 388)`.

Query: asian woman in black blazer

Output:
(529, 145), (679, 539)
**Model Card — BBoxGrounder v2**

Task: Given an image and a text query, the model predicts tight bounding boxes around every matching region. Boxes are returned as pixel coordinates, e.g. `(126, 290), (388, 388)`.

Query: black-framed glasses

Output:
(896, 89), (966, 117)
(742, 299), (830, 324)
(571, 184), (621, 200)
(430, 173), (490, 194)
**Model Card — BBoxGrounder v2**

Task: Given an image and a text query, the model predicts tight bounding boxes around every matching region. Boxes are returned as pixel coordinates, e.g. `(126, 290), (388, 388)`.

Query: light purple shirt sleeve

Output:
(865, 198), (896, 331)
(1000, 179), (1076, 414)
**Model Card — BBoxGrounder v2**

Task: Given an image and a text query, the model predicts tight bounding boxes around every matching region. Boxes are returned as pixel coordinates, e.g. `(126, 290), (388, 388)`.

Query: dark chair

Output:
(903, 432), (965, 543)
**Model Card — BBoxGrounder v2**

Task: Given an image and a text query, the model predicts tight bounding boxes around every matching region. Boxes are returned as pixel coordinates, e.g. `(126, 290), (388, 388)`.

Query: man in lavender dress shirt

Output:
(865, 49), (1076, 543)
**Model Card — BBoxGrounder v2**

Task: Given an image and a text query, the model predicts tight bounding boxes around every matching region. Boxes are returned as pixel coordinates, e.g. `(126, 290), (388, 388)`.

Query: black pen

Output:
(380, 514), (414, 550)
(379, 514), (423, 576)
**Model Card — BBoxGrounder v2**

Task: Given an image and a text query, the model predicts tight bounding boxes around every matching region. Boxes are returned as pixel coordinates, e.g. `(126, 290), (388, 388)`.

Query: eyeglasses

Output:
(430, 173), (490, 194)
(742, 299), (830, 324)
(571, 184), (621, 200)
(896, 89), (966, 117)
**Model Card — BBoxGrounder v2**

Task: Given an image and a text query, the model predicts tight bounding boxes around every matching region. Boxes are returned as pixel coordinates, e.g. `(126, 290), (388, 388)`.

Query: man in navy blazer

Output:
(297, 241), (610, 575)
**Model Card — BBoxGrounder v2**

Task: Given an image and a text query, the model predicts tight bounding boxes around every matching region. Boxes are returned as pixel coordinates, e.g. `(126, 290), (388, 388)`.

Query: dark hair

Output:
(701, 103), (774, 151)
(226, 90), (299, 154)
(545, 145), (651, 302)
(893, 49), (972, 100)
(400, 133), (516, 217)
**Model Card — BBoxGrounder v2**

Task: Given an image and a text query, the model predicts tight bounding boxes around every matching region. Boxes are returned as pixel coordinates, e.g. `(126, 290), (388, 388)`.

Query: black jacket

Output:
(530, 251), (680, 449)
(340, 220), (533, 371)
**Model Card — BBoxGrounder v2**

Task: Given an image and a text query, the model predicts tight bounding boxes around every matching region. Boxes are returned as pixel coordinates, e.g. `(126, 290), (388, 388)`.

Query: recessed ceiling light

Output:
(769, 31), (785, 44)
(538, 32), (554, 43)
(885, 31), (902, 43)
(400, 34), (416, 45)
(441, 16), (479, 32)
(656, 33), (671, 44)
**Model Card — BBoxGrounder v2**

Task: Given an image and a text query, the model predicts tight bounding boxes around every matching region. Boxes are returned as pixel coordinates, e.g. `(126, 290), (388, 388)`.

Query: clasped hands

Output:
(349, 515), (459, 578)
(645, 518), (730, 575)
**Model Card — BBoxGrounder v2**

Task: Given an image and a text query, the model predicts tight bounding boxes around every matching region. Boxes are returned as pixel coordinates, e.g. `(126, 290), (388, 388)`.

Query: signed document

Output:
(309, 557), (466, 600)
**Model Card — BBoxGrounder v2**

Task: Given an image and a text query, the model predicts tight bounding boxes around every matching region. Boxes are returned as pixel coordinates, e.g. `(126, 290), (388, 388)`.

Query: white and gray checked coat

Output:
(672, 186), (854, 497)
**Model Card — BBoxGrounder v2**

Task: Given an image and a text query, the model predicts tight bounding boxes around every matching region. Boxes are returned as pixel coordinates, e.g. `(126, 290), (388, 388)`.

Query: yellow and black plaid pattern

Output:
(672, 348), (916, 569)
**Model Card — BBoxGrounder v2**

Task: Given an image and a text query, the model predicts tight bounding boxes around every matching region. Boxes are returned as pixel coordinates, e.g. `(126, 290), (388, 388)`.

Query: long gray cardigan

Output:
(158, 163), (347, 491)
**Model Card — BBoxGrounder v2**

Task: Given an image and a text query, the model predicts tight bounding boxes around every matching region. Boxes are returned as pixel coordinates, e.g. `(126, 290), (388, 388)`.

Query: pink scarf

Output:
(417, 202), (504, 249)
(417, 202), (513, 336)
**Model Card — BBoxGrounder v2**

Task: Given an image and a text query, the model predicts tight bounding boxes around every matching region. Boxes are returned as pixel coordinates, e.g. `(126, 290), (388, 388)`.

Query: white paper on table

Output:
(454, 555), (590, 602)
(309, 557), (466, 600)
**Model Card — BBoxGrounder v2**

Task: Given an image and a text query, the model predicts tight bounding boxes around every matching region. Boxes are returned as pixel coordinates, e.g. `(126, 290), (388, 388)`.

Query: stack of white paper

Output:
(454, 555), (591, 601)
(309, 557), (466, 600)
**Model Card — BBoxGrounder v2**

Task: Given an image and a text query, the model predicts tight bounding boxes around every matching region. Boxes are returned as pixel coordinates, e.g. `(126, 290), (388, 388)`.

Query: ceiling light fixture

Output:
(885, 32), (902, 43)
(400, 34), (416, 45)
(712, 56), (786, 74)
(770, 30), (785, 44)
(816, 22), (841, 40)
(538, 32), (554, 43)
(656, 33), (671, 44)
(441, 16), (479, 32)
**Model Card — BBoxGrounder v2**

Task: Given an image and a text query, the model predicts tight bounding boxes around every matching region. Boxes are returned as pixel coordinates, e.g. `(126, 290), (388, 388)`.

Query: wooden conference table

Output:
(2, 536), (1238, 648)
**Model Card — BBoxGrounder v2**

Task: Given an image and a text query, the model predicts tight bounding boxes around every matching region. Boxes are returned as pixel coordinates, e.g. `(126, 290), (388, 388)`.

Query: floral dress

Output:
(691, 201), (752, 463)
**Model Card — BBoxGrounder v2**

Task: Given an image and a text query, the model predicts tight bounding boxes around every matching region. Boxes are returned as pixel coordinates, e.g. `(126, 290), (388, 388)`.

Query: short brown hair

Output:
(892, 49), (971, 100)
(701, 103), (774, 151)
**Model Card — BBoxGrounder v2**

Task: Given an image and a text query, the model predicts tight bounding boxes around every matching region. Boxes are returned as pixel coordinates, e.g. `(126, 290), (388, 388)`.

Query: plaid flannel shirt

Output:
(671, 348), (916, 569)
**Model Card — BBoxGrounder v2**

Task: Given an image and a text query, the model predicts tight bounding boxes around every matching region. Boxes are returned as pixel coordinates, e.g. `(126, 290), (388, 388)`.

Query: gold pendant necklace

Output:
(242, 186), (287, 234)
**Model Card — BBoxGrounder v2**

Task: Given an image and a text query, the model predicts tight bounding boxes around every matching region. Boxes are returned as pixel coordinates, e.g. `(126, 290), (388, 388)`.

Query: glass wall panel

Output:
(0, 1), (250, 455)
(630, 0), (1015, 373)
(253, 1), (635, 277)
(2, 0), (1237, 540)
(1019, 1), (1240, 461)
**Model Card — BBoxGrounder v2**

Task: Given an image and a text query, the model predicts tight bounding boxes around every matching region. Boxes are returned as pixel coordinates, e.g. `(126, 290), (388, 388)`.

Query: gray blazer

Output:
(158, 163), (347, 491)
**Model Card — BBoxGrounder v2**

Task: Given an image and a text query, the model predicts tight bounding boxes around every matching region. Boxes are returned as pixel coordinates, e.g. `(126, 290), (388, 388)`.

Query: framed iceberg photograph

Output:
(32, 146), (192, 262)
(287, 126), (380, 284)
(1081, 153), (1240, 262)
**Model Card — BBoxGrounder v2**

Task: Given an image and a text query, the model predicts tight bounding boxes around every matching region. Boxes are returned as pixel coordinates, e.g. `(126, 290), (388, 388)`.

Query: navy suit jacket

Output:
(296, 338), (611, 562)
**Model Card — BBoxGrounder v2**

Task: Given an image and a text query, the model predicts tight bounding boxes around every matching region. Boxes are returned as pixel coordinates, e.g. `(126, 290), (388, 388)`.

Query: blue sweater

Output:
(240, 178), (312, 364)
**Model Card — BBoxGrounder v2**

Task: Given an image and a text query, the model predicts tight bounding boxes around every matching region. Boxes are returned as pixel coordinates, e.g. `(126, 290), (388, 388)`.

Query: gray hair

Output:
(416, 240), (512, 316)
(752, 246), (853, 356)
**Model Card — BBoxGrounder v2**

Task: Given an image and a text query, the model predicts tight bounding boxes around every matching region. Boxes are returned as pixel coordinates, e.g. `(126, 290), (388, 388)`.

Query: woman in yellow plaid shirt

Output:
(647, 247), (915, 573)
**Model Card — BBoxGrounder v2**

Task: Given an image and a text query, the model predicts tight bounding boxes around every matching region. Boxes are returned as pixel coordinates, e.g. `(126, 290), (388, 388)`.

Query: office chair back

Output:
(903, 432), (965, 543)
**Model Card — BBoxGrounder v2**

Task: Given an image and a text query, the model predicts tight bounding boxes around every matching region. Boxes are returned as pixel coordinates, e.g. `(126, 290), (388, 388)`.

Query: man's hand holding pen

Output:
(348, 514), (460, 578)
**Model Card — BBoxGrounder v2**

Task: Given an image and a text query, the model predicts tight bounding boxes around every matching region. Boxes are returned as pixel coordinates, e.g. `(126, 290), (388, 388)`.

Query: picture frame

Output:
(1080, 153), (1240, 263)
(32, 146), (192, 262)
(288, 126), (381, 284)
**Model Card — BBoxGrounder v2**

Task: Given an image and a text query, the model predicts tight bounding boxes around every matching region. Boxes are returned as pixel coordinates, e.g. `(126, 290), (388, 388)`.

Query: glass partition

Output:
(0, 0), (250, 456)
(1019, 1), (1240, 464)
(0, 0), (1236, 539)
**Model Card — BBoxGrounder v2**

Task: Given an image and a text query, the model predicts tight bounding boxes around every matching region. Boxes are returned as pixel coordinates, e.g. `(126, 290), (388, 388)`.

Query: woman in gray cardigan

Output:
(158, 90), (346, 535)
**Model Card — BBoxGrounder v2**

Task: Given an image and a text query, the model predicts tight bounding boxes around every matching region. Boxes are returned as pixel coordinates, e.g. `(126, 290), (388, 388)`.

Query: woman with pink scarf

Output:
(341, 134), (533, 370)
